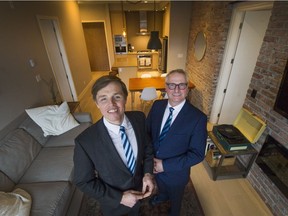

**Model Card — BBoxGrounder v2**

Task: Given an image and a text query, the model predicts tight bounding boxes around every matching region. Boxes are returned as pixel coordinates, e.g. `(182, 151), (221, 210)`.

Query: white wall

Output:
(79, 2), (115, 67)
(0, 1), (91, 130)
(167, 2), (192, 72)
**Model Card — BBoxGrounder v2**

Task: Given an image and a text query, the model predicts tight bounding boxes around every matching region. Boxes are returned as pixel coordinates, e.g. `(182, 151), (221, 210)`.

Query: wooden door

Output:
(82, 22), (110, 71)
(38, 18), (76, 102)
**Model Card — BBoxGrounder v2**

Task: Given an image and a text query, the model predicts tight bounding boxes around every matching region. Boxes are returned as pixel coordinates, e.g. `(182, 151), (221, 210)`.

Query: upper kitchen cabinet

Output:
(125, 11), (163, 51)
(125, 11), (163, 36)
(110, 10), (126, 35)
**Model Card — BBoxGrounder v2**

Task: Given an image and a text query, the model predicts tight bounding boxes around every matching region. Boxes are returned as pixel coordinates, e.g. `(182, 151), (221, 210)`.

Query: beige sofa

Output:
(0, 111), (92, 216)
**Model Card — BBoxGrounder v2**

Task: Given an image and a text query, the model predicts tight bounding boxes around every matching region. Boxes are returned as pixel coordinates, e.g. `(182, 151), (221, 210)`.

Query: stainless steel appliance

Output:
(159, 36), (168, 73)
(114, 35), (127, 54)
(137, 54), (152, 70)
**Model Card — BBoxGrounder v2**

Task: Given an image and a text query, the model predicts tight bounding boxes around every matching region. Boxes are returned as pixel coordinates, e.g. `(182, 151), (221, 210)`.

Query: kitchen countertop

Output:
(113, 63), (137, 68)
(116, 51), (159, 55)
(113, 51), (158, 68)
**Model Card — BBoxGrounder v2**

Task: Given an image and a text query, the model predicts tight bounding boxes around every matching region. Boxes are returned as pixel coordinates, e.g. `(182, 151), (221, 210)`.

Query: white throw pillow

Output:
(0, 188), (32, 216)
(25, 102), (79, 137)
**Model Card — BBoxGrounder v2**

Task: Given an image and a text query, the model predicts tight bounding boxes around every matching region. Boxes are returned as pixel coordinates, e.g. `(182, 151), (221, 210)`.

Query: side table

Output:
(67, 101), (81, 113)
(207, 131), (258, 180)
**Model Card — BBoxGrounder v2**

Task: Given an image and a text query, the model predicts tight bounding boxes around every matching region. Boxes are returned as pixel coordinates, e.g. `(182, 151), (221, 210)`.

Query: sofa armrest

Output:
(73, 112), (92, 124)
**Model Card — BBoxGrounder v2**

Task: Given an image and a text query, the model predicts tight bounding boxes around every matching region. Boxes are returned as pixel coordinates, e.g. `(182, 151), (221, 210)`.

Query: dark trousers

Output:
(156, 176), (186, 216)
(101, 201), (141, 216)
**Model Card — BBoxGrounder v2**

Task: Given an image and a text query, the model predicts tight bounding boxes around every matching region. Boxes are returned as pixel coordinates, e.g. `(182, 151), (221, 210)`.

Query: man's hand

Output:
(153, 158), (164, 174)
(120, 190), (143, 208)
(142, 173), (154, 198)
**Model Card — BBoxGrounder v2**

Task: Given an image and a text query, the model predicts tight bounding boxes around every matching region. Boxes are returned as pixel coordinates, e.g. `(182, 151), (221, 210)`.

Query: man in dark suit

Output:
(146, 69), (207, 216)
(73, 75), (154, 216)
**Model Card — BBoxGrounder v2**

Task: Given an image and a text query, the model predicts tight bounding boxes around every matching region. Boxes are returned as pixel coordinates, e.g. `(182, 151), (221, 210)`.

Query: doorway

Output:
(38, 17), (77, 102)
(82, 22), (110, 71)
(210, 2), (273, 124)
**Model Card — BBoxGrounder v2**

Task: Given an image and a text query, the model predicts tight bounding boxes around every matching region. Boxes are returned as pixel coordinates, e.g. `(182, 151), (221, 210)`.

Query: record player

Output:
(212, 108), (266, 151)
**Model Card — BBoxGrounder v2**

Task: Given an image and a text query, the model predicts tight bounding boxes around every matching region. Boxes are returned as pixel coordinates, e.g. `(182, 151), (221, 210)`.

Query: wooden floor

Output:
(191, 163), (272, 216)
(78, 71), (273, 216)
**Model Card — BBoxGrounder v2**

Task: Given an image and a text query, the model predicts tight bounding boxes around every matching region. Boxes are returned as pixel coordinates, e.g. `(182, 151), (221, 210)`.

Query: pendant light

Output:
(121, 0), (126, 37)
(147, 0), (162, 50)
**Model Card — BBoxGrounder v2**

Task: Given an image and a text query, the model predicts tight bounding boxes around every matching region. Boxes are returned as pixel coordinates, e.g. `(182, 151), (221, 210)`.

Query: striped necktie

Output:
(159, 107), (174, 142)
(119, 126), (136, 174)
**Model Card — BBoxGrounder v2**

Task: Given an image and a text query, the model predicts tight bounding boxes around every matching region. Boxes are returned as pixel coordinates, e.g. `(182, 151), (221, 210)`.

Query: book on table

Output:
(212, 124), (251, 151)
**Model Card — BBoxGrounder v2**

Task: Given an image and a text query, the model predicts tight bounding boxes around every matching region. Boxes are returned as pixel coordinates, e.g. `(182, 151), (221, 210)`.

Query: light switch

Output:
(251, 89), (257, 98)
(29, 59), (36, 68)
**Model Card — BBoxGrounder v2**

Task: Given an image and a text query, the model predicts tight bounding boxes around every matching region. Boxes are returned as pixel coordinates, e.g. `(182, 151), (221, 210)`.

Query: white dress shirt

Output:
(160, 100), (186, 135)
(103, 115), (138, 166)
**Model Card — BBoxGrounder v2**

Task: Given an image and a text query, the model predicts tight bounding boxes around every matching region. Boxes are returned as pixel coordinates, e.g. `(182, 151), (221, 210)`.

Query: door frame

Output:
(82, 20), (111, 71)
(37, 15), (77, 102)
(209, 2), (273, 124)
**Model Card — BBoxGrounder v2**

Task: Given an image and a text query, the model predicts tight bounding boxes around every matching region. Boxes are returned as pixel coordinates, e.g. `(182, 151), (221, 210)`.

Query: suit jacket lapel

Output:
(156, 101), (168, 137)
(98, 119), (129, 173)
(127, 116), (140, 165)
(169, 100), (189, 131)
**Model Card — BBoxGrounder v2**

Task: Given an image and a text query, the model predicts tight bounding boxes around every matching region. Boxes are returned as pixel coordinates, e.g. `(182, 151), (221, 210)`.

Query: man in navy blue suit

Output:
(146, 69), (207, 216)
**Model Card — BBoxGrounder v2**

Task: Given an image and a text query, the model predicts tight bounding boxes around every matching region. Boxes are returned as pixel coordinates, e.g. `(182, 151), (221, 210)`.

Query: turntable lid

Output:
(233, 108), (266, 143)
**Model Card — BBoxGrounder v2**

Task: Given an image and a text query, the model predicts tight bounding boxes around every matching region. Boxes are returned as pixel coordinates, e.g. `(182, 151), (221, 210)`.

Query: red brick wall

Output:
(186, 2), (288, 215)
(186, 1), (232, 115)
(244, 2), (288, 148)
(244, 2), (288, 215)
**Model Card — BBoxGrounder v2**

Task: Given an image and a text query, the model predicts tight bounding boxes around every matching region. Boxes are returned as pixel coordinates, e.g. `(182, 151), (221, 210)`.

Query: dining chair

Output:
(140, 87), (158, 114)
(162, 92), (168, 99)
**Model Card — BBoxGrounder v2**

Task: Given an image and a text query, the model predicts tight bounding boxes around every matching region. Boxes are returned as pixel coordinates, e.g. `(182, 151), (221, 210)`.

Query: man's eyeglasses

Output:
(166, 83), (188, 90)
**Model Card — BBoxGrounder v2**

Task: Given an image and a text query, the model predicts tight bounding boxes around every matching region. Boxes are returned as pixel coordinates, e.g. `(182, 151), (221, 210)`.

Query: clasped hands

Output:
(120, 173), (154, 208)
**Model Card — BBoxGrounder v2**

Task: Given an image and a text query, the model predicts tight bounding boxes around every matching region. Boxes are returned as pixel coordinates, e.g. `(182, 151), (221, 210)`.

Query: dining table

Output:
(128, 77), (195, 110)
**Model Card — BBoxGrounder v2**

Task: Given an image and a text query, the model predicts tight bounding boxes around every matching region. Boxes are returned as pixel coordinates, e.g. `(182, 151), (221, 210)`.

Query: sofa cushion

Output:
(19, 147), (74, 183)
(73, 112), (93, 123)
(25, 102), (79, 137)
(0, 188), (32, 216)
(17, 181), (74, 216)
(19, 116), (50, 146)
(0, 171), (15, 192)
(44, 122), (91, 147)
(0, 129), (42, 183)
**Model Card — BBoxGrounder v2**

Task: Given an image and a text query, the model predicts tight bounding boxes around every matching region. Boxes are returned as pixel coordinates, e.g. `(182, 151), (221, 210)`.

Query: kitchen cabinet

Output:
(114, 52), (159, 70)
(152, 53), (159, 70)
(110, 11), (125, 35)
(114, 54), (137, 67)
(124, 11), (163, 51)
(125, 11), (163, 36)
(110, 10), (163, 51)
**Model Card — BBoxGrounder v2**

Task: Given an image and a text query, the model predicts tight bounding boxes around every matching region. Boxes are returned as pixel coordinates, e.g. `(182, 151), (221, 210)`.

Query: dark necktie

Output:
(119, 126), (136, 174)
(159, 107), (174, 142)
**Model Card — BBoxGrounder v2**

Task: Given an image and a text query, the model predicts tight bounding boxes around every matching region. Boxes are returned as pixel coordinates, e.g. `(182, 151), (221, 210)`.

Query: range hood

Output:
(136, 11), (150, 36)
